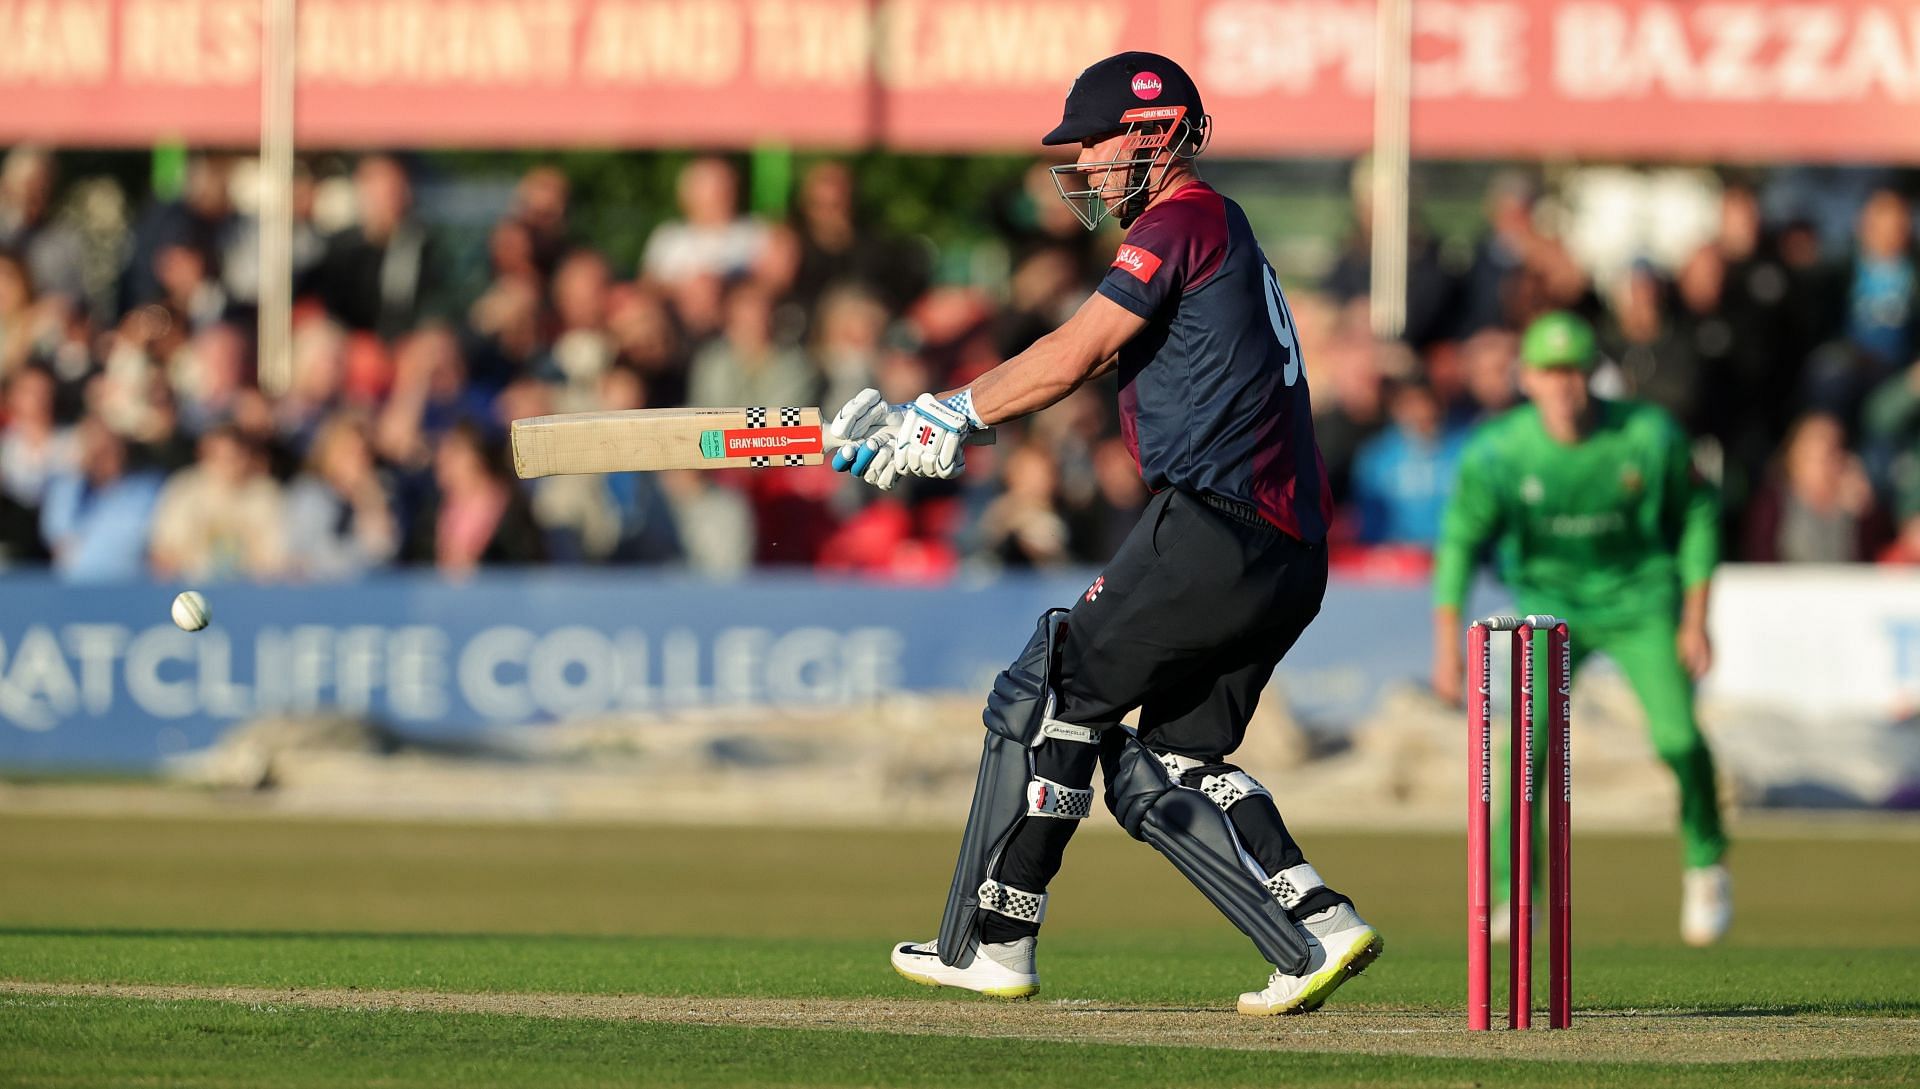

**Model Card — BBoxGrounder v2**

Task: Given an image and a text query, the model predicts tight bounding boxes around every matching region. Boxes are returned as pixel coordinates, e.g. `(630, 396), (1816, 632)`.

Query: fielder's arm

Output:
(1431, 435), (1506, 703)
(946, 293), (1142, 426)
(1660, 414), (1720, 678)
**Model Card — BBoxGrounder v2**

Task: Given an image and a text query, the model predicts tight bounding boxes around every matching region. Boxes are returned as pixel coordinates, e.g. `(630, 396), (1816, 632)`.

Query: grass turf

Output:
(1, 812), (1916, 1087)
(6, 995), (1919, 1089)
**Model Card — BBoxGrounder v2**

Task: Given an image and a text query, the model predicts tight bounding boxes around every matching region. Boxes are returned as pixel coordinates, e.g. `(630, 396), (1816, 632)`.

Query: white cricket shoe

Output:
(1681, 864), (1733, 947)
(1488, 899), (1539, 945)
(1237, 903), (1383, 1016)
(890, 937), (1039, 998)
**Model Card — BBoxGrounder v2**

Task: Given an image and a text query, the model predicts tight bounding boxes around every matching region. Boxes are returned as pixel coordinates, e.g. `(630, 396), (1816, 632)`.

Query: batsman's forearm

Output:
(952, 333), (1109, 426)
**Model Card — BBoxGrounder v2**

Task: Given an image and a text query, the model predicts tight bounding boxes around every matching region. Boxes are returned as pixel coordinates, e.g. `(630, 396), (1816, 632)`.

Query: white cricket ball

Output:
(171, 590), (211, 632)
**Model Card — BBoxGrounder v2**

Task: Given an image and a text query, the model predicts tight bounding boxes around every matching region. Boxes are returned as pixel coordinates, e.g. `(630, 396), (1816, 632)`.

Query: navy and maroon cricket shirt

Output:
(1094, 180), (1333, 544)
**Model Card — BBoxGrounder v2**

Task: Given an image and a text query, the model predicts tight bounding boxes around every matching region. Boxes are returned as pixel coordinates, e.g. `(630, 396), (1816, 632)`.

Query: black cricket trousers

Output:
(980, 487), (1335, 943)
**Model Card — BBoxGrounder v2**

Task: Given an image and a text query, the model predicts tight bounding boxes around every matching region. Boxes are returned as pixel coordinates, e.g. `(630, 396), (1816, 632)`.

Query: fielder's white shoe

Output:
(1488, 899), (1540, 945)
(1237, 903), (1383, 1016)
(890, 937), (1039, 998)
(1681, 864), (1733, 947)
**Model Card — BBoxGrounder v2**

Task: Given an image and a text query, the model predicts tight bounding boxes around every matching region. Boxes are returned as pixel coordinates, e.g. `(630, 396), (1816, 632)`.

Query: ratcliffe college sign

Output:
(0, 0), (1915, 160)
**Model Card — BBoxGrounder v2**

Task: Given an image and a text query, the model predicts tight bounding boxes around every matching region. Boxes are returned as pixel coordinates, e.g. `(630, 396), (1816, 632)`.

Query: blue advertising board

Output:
(0, 572), (1445, 768)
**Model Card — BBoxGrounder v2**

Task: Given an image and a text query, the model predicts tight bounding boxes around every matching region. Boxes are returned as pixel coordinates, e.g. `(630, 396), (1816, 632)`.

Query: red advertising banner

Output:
(0, 0), (1916, 161)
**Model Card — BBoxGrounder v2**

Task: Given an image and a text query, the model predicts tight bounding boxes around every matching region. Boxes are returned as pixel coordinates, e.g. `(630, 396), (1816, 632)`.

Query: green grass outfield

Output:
(2, 811), (1917, 1087)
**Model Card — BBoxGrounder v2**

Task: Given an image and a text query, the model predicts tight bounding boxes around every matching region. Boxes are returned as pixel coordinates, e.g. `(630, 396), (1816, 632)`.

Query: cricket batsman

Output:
(825, 52), (1382, 1015)
(1431, 311), (1733, 946)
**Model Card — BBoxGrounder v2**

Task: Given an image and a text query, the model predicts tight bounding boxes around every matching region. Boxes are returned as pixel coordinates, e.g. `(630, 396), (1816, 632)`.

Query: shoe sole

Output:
(892, 959), (1039, 999)
(1237, 931), (1385, 1017)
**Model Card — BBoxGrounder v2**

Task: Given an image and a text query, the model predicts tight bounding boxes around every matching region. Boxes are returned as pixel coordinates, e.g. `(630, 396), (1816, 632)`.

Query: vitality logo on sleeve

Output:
(1112, 244), (1162, 283)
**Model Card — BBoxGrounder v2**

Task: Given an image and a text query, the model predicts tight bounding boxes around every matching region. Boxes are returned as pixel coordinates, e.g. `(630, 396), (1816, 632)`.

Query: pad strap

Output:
(978, 879), (1047, 924)
(1157, 751), (1203, 777)
(1041, 718), (1100, 744)
(1026, 777), (1093, 819)
(1199, 770), (1270, 811)
(1156, 753), (1271, 811)
(1263, 863), (1326, 910)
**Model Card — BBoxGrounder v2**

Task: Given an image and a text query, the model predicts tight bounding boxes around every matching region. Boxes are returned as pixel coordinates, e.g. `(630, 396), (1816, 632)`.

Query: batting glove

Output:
(848, 435), (903, 490)
(828, 388), (906, 474)
(888, 392), (976, 480)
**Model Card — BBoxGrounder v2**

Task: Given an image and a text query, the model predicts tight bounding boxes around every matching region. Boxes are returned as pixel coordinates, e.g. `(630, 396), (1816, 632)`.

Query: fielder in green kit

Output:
(1431, 311), (1732, 946)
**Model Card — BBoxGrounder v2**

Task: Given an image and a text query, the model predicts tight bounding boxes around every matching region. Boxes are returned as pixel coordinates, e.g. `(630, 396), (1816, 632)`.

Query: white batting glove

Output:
(827, 387), (903, 473)
(850, 436), (903, 490)
(886, 393), (975, 480)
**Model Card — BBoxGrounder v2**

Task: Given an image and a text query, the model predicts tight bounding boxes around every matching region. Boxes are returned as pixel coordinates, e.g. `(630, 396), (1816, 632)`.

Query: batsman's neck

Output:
(1144, 162), (1201, 213)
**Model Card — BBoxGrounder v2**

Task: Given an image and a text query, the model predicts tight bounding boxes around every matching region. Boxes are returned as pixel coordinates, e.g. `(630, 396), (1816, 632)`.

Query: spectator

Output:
(1459, 327), (1521, 422)
(95, 300), (166, 423)
(687, 282), (816, 409)
(811, 285), (889, 418)
(529, 363), (681, 565)
(1599, 262), (1704, 431)
(1312, 330), (1393, 503)
(149, 426), (289, 581)
(640, 157), (766, 287)
(124, 379), (195, 474)
(1863, 357), (1920, 518)
(2, 151), (1911, 581)
(153, 239), (227, 334)
(1458, 171), (1588, 335)
(465, 272), (544, 393)
(541, 249), (616, 406)
(991, 162), (1104, 283)
(118, 155), (234, 313)
(0, 250), (35, 378)
(284, 413), (400, 580)
(1709, 184), (1806, 465)
(752, 222), (808, 337)
(171, 322), (251, 436)
(313, 155), (441, 338)
(0, 147), (88, 304)
(1742, 413), (1893, 563)
(38, 416), (164, 581)
(1028, 384), (1109, 559)
(0, 365), (70, 564)
(995, 247), (1084, 358)
(608, 284), (688, 408)
(1798, 189), (1918, 432)
(404, 422), (544, 574)
(971, 442), (1070, 570)
(1845, 188), (1917, 371)
(657, 469), (753, 577)
(487, 218), (540, 283)
(0, 365), (74, 513)
(222, 159), (325, 307)
(1350, 379), (1466, 546)
(511, 165), (573, 278)
(1322, 159), (1459, 349)
(1083, 435), (1149, 559)
(376, 325), (492, 473)
(275, 317), (348, 455)
(791, 160), (927, 314)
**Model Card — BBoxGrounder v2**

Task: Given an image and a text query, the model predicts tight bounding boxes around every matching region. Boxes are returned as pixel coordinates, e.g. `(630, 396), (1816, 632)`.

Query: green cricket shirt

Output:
(1432, 399), (1719, 629)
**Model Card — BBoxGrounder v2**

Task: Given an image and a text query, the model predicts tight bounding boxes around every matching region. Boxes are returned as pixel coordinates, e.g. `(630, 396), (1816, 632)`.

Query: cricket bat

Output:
(509, 406), (995, 479)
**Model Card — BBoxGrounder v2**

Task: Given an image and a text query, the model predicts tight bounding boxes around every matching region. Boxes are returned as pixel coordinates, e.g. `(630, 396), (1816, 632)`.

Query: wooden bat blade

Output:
(511, 407), (826, 477)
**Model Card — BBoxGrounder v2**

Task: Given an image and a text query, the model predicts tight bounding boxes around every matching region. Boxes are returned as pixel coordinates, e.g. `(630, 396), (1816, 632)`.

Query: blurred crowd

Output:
(1, 144), (1918, 584)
